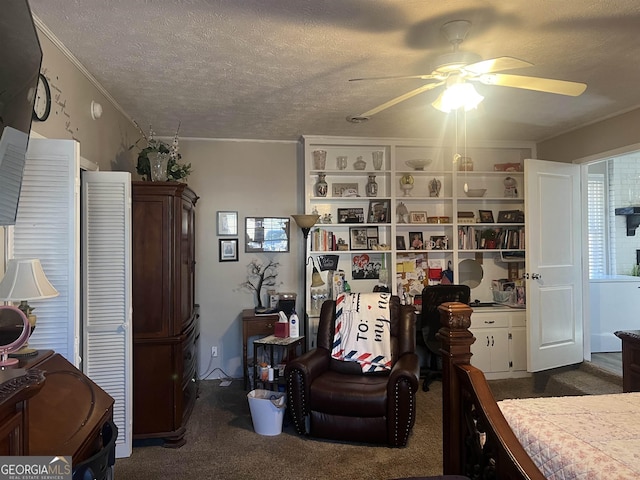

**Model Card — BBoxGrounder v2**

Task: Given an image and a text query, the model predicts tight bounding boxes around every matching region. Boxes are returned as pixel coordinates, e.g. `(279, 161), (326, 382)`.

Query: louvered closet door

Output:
(12, 138), (80, 364)
(82, 171), (132, 458)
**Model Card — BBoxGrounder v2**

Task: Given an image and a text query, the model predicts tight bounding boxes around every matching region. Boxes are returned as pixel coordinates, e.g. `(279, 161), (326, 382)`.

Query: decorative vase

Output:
(366, 174), (378, 197)
(353, 156), (366, 170)
(372, 151), (384, 170)
(314, 173), (328, 197)
(148, 152), (169, 181)
(336, 155), (348, 170)
(313, 150), (327, 170)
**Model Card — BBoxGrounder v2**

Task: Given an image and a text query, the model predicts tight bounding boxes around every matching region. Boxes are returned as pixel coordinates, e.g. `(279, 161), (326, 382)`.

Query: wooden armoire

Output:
(131, 181), (199, 447)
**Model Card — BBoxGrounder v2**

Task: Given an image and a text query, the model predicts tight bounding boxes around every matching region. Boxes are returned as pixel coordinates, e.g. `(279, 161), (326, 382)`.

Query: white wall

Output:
(179, 139), (302, 379)
(32, 21), (140, 171)
(609, 155), (640, 275)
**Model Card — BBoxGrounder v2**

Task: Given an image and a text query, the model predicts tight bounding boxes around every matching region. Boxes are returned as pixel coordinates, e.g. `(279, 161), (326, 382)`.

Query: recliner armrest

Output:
(388, 351), (420, 393)
(285, 347), (331, 384)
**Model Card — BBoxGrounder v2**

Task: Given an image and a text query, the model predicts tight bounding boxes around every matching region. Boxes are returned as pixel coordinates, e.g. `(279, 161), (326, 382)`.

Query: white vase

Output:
(148, 152), (169, 181)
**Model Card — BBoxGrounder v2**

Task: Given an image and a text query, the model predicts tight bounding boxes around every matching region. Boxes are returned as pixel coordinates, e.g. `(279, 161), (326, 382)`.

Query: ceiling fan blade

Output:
(478, 73), (587, 96)
(355, 82), (444, 118)
(349, 74), (438, 82)
(464, 57), (533, 75)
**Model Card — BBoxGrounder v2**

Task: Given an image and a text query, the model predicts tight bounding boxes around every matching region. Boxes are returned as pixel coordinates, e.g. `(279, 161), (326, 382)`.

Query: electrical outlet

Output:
(211, 346), (218, 357)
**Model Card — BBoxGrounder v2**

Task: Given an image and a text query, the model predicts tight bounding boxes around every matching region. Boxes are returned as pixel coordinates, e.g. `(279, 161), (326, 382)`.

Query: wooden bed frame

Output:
(437, 301), (546, 480)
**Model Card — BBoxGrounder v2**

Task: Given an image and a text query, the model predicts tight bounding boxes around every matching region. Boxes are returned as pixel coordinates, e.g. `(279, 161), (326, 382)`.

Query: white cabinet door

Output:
(510, 326), (527, 371)
(470, 327), (510, 373)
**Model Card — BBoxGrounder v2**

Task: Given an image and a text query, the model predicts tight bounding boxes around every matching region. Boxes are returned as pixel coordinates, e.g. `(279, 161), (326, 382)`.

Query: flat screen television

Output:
(0, 0), (42, 225)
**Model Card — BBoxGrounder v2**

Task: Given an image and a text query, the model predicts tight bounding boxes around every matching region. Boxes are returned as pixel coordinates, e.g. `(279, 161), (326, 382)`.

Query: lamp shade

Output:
(292, 214), (320, 230)
(0, 259), (59, 301)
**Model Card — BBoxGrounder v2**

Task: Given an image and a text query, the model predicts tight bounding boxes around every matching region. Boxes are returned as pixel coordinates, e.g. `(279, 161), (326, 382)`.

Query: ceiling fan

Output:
(347, 20), (587, 121)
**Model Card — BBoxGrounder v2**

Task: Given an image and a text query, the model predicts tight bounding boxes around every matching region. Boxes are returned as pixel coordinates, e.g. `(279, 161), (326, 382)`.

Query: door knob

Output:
(531, 273), (542, 280)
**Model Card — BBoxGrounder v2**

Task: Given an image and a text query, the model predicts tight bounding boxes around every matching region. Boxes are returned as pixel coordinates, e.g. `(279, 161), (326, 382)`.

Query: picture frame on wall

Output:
(217, 211), (238, 236)
(219, 238), (238, 262)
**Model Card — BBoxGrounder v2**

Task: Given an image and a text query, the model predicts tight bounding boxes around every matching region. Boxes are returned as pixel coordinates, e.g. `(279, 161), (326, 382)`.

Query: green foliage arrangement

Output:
(133, 122), (192, 181)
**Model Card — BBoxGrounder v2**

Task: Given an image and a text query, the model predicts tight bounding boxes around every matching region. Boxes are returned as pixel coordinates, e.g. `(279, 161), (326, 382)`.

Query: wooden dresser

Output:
(0, 350), (114, 461)
(131, 181), (200, 447)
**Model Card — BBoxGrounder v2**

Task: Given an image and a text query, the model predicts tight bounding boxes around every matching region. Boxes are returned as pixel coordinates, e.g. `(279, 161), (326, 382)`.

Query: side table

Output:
(253, 335), (305, 391)
(242, 309), (279, 390)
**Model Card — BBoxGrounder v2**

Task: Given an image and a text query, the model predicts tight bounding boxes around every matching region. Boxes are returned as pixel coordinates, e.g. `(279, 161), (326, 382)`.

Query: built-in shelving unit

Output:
(300, 135), (535, 351)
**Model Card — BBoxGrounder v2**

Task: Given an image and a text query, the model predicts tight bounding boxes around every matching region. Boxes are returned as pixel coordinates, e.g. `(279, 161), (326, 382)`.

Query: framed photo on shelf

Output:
(478, 210), (494, 223)
(332, 183), (359, 197)
(409, 231), (424, 250)
(497, 210), (524, 223)
(396, 235), (406, 251)
(351, 252), (384, 280)
(219, 238), (238, 262)
(409, 211), (428, 223)
(349, 227), (369, 250)
(337, 207), (365, 224)
(430, 235), (448, 250)
(368, 199), (390, 223)
(217, 211), (238, 236)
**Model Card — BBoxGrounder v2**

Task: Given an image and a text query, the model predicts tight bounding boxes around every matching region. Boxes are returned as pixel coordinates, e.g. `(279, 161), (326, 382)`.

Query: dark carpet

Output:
(114, 362), (622, 480)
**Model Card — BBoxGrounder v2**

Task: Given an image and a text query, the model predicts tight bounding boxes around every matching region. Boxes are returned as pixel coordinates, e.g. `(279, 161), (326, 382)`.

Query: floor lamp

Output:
(292, 214), (320, 348)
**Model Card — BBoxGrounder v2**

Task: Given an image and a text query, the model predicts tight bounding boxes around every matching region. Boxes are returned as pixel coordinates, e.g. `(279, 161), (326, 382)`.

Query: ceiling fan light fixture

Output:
(432, 82), (484, 113)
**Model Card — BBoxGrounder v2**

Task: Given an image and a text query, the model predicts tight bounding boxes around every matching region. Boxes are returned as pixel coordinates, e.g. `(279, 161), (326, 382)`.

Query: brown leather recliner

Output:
(285, 295), (420, 447)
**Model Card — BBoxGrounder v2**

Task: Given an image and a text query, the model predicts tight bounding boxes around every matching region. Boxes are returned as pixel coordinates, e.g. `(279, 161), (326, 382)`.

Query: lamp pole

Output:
(292, 214), (320, 350)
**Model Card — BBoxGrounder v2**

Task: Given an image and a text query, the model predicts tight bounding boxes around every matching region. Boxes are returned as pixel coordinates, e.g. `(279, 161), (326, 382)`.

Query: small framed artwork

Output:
(396, 235), (406, 250)
(332, 183), (359, 197)
(409, 211), (428, 223)
(349, 227), (369, 250)
(351, 253), (384, 280)
(219, 238), (238, 262)
(337, 207), (365, 224)
(366, 226), (379, 248)
(497, 210), (524, 223)
(409, 231), (424, 250)
(430, 235), (448, 250)
(368, 199), (390, 223)
(217, 211), (238, 236)
(478, 210), (494, 223)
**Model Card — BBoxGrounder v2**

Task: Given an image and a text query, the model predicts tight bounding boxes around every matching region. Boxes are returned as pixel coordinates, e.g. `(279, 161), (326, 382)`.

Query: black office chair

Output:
(419, 284), (470, 391)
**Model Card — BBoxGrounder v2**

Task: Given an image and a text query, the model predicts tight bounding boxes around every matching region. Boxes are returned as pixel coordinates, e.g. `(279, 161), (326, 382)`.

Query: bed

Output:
(438, 302), (639, 480)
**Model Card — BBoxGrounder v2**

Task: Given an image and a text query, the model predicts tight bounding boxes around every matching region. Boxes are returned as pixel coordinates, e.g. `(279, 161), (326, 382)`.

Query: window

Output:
(587, 173), (607, 277)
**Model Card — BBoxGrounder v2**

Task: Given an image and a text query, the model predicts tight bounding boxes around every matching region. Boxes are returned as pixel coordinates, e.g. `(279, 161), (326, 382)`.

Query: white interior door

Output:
(82, 171), (132, 458)
(12, 138), (80, 365)
(525, 158), (583, 372)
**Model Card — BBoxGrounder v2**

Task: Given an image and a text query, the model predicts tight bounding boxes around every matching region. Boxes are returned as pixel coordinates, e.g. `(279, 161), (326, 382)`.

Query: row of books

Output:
(311, 228), (338, 252)
(457, 226), (525, 250)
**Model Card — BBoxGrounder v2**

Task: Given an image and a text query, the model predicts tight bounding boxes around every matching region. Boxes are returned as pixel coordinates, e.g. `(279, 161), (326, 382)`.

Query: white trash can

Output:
(247, 389), (287, 436)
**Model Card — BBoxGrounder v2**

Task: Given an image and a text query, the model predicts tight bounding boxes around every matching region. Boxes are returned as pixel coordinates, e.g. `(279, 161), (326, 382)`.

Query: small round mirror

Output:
(458, 259), (483, 288)
(0, 305), (30, 366)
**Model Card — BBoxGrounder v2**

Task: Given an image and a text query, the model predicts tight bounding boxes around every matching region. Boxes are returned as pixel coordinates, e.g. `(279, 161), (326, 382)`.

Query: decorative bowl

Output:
(464, 188), (487, 197)
(405, 159), (432, 171)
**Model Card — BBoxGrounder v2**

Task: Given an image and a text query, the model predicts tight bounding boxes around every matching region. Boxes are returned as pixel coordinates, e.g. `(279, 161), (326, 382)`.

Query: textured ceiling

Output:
(28, 0), (640, 142)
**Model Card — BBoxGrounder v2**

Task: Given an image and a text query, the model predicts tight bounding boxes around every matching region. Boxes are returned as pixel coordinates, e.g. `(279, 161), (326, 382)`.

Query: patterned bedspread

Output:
(498, 392), (640, 479)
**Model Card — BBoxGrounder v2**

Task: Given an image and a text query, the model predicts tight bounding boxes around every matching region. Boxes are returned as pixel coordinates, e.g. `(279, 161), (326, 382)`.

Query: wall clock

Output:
(32, 73), (51, 121)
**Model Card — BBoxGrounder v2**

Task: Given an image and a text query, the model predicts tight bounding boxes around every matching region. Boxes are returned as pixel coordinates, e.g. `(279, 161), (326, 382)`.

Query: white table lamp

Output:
(0, 258), (59, 356)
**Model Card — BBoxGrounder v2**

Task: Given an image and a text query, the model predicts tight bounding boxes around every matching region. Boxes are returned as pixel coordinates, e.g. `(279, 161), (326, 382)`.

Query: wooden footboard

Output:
(437, 302), (545, 480)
